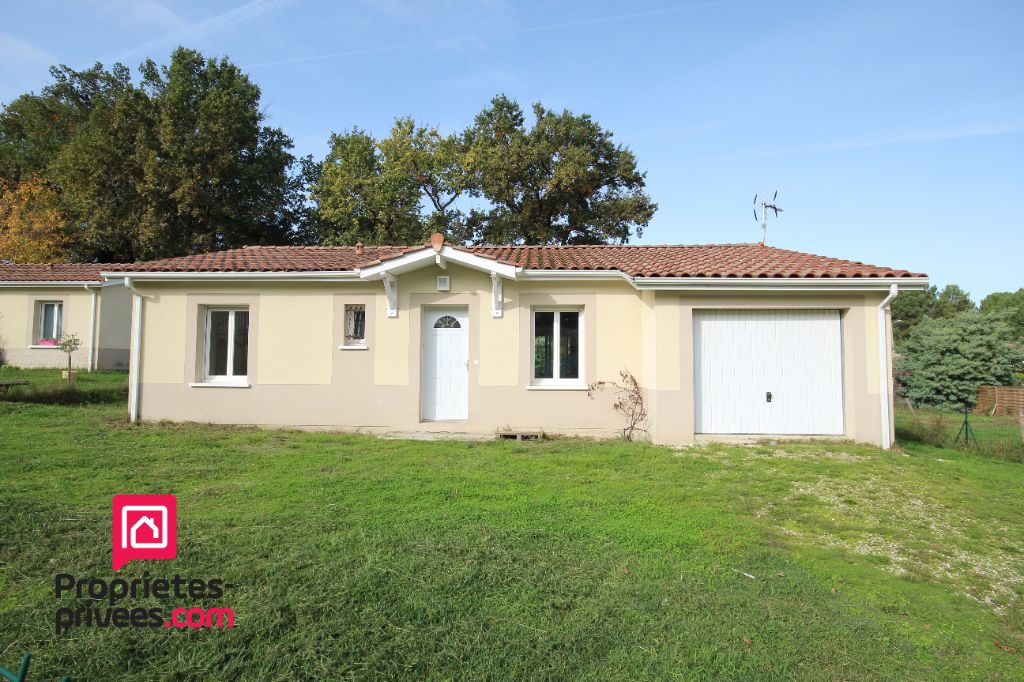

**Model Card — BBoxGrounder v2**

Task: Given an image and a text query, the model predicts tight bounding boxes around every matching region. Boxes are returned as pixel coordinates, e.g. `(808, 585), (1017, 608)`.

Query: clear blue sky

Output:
(1, 1), (1021, 299)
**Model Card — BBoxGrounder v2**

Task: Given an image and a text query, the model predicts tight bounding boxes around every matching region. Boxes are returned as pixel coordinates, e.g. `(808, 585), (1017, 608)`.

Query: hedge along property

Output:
(105, 234), (927, 448)
(0, 263), (132, 370)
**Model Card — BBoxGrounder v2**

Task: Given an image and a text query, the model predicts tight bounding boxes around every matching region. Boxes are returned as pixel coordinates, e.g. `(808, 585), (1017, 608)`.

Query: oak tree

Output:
(0, 48), (303, 261)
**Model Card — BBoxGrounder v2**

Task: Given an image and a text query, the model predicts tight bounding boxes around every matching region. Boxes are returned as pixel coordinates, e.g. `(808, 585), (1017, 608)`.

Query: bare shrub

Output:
(588, 370), (648, 441)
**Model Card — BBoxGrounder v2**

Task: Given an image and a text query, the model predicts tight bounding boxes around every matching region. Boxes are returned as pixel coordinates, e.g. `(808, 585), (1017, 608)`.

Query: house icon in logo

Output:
(130, 515), (162, 548)
(121, 506), (169, 549)
(112, 495), (177, 569)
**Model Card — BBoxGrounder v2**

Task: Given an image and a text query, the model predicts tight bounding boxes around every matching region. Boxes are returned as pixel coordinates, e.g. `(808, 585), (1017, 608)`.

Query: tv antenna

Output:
(753, 191), (783, 245)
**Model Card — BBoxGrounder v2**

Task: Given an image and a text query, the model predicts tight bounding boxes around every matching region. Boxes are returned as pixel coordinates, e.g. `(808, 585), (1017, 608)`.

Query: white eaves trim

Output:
(518, 269), (628, 282)
(358, 245), (519, 280)
(0, 280), (110, 287)
(101, 270), (361, 282)
(519, 269), (928, 291)
(630, 276), (930, 292)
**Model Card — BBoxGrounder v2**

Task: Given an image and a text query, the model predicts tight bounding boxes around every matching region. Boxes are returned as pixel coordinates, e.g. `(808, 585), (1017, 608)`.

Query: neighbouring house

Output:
(105, 235), (927, 448)
(0, 263), (131, 370)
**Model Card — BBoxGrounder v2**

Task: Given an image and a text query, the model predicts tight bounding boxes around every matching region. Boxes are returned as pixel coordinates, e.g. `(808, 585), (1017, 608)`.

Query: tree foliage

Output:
(0, 48), (302, 262)
(0, 176), (68, 262)
(309, 94), (656, 245)
(309, 118), (481, 246)
(891, 284), (976, 343)
(465, 96), (656, 244)
(310, 128), (425, 245)
(980, 289), (1024, 340)
(896, 312), (1022, 410)
(380, 117), (474, 240)
(4, 64), (655, 255)
(933, 284), (974, 319)
(891, 286), (937, 343)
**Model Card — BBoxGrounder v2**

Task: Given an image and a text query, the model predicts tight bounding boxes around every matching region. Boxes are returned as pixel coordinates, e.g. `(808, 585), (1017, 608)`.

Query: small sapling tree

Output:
(58, 333), (82, 385)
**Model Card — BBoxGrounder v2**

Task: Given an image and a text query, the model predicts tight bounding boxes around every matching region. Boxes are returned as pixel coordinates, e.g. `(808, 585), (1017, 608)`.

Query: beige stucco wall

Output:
(130, 266), (894, 447)
(258, 291), (334, 385)
(0, 284), (130, 370)
(96, 283), (132, 369)
(139, 288), (188, 384)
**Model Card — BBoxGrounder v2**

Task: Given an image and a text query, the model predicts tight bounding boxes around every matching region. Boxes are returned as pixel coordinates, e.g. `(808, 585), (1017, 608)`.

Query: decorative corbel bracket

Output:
(491, 272), (503, 318)
(382, 272), (398, 318)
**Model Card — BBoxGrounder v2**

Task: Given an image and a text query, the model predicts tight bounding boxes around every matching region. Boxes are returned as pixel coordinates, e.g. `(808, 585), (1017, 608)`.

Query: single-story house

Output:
(105, 235), (927, 448)
(0, 263), (131, 370)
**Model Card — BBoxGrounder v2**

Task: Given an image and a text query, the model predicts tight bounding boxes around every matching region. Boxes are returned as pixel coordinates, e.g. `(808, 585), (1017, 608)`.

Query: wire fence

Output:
(895, 404), (1024, 462)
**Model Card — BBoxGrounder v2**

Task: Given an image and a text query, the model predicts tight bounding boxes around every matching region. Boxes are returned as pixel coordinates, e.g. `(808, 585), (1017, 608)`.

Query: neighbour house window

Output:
(37, 301), (62, 344)
(205, 307), (249, 382)
(532, 309), (582, 384)
(344, 304), (366, 346)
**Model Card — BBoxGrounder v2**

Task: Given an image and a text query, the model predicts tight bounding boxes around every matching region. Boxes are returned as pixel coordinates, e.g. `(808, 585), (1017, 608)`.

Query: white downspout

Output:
(85, 285), (98, 372)
(877, 284), (899, 450)
(125, 277), (143, 423)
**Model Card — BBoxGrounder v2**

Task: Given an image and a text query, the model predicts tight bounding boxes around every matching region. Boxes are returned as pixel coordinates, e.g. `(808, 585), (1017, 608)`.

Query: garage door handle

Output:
(766, 391), (773, 403)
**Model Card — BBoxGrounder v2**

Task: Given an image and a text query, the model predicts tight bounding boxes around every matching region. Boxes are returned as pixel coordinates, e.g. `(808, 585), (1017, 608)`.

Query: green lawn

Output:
(1, 368), (1022, 680)
(895, 404), (1024, 462)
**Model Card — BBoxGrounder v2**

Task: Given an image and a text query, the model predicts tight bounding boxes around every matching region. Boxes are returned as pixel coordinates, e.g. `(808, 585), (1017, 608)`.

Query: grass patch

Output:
(0, 376), (1022, 679)
(896, 405), (1024, 462)
(0, 366), (128, 406)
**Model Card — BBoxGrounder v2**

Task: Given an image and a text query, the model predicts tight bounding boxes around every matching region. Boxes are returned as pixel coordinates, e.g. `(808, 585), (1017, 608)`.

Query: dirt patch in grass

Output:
(771, 474), (1024, 615)
(675, 444), (866, 462)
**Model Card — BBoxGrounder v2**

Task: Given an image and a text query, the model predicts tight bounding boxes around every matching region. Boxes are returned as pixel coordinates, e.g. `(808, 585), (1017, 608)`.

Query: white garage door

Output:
(694, 310), (844, 435)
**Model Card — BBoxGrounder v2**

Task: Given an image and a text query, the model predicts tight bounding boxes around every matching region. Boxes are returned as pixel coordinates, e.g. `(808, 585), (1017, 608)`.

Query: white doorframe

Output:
(421, 306), (469, 421)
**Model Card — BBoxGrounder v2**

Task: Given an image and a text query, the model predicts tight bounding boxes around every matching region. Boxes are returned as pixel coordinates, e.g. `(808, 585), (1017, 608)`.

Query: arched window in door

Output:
(433, 315), (461, 329)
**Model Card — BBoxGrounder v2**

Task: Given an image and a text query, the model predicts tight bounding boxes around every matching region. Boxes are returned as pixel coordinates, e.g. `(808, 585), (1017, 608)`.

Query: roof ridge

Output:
(114, 242), (773, 256)
(468, 242), (761, 249)
(243, 244), (405, 250)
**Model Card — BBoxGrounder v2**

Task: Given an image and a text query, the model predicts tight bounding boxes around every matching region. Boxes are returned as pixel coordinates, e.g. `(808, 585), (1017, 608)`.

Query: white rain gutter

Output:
(85, 284), (98, 372)
(101, 270), (361, 282)
(877, 283), (899, 450)
(98, 269), (931, 293)
(630, 276), (930, 292)
(517, 269), (629, 282)
(0, 280), (110, 287)
(124, 276), (144, 423)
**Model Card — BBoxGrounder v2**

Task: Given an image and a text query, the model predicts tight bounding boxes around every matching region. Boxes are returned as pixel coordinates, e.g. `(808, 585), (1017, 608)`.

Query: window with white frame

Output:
(37, 301), (62, 343)
(532, 309), (582, 384)
(344, 304), (366, 346)
(204, 307), (249, 382)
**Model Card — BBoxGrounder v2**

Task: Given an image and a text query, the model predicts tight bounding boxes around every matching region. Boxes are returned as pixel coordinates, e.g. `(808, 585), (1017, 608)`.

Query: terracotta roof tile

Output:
(0, 262), (115, 283)
(109, 245), (410, 274)
(468, 244), (926, 278)
(106, 242), (926, 279)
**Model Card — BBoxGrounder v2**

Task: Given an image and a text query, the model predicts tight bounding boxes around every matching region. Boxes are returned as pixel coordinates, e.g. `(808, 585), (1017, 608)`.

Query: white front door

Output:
(421, 307), (469, 421)
(694, 309), (845, 435)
